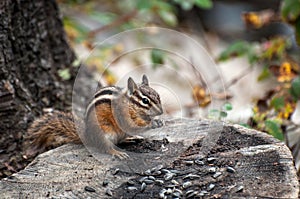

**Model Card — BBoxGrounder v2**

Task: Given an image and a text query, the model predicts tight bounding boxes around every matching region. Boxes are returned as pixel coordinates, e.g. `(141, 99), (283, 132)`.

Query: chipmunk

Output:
(27, 75), (163, 159)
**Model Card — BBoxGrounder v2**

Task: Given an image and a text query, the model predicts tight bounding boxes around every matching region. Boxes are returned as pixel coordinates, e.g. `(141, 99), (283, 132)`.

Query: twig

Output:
(225, 66), (253, 89)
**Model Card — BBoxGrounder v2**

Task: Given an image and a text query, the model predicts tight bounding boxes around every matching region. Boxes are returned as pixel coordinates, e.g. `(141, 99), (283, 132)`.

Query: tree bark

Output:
(0, 0), (76, 178)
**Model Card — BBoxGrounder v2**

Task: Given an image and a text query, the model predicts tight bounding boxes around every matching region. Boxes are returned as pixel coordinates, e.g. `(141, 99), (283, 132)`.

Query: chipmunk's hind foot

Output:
(109, 148), (129, 160)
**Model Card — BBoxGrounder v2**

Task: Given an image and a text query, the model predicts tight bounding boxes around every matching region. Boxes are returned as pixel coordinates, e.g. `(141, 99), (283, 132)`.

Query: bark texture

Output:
(0, 0), (76, 178)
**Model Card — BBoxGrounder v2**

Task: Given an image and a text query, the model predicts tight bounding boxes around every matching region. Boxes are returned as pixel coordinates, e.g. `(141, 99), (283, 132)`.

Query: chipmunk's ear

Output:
(142, 74), (149, 86)
(128, 77), (138, 95)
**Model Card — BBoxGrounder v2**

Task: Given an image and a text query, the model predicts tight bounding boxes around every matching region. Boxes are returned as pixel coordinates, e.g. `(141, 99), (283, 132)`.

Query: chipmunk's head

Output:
(127, 75), (163, 122)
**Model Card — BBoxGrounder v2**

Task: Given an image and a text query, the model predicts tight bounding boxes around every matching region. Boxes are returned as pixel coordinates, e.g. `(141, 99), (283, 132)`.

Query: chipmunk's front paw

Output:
(151, 119), (164, 129)
(109, 148), (129, 160)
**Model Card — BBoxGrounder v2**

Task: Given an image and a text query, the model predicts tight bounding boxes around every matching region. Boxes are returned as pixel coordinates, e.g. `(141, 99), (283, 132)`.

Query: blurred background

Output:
(56, 0), (300, 173)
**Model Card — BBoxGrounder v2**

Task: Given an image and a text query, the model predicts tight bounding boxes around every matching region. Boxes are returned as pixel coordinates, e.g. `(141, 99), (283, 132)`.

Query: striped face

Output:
(127, 83), (163, 118)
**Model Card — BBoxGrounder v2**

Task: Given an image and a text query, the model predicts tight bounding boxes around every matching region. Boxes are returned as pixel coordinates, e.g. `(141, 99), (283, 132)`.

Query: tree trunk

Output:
(0, 0), (76, 179)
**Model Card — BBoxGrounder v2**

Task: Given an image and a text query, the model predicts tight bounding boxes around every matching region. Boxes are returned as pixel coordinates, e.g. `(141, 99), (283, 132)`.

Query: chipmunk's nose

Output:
(158, 106), (163, 115)
(152, 104), (163, 116)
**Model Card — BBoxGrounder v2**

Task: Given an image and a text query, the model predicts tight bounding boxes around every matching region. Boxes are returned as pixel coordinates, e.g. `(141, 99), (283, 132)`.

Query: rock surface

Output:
(0, 118), (298, 198)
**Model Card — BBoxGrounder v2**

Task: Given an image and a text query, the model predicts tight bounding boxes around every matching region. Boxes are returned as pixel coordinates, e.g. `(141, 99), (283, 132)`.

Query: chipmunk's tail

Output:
(25, 111), (82, 157)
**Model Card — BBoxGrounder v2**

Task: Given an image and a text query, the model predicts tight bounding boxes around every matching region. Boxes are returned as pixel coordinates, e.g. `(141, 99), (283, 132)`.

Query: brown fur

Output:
(26, 111), (82, 156)
(95, 103), (126, 142)
(129, 108), (150, 127)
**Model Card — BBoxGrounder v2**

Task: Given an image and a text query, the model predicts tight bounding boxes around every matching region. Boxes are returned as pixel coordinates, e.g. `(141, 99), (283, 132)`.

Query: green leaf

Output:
(172, 0), (193, 10)
(194, 0), (213, 9)
(270, 97), (285, 111)
(240, 123), (251, 128)
(89, 12), (116, 24)
(181, 1), (194, 10)
(137, 0), (153, 10)
(220, 111), (228, 118)
(222, 102), (232, 111)
(257, 66), (271, 81)
(72, 59), (81, 67)
(290, 76), (300, 99)
(158, 9), (178, 26)
(281, 0), (300, 22)
(247, 51), (259, 64)
(218, 41), (251, 62)
(58, 69), (71, 80)
(265, 120), (284, 140)
(151, 49), (165, 68)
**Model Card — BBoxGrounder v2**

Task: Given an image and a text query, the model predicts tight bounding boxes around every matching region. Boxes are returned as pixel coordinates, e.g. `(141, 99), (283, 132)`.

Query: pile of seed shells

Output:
(114, 155), (244, 198)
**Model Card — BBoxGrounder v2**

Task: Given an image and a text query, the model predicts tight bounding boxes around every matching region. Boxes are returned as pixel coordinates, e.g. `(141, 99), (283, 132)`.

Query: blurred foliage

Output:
(151, 48), (165, 68)
(218, 2), (300, 140)
(192, 85), (212, 107)
(218, 41), (258, 64)
(58, 68), (72, 80)
(58, 0), (213, 84)
(281, 0), (300, 45)
(60, 0), (213, 42)
(208, 102), (233, 120)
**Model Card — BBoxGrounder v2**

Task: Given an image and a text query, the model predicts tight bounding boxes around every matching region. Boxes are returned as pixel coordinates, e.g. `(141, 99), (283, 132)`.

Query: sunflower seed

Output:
(199, 190), (208, 196)
(112, 168), (119, 175)
(152, 164), (164, 171)
(186, 190), (198, 198)
(235, 185), (244, 193)
(127, 179), (135, 186)
(143, 179), (154, 184)
(227, 166), (235, 173)
(183, 174), (201, 180)
(102, 179), (109, 186)
(127, 186), (138, 191)
(194, 159), (204, 165)
(161, 169), (171, 174)
(152, 170), (162, 175)
(165, 184), (176, 188)
(171, 179), (179, 185)
(208, 167), (216, 174)
(170, 169), (181, 174)
(184, 160), (194, 165)
(84, 186), (95, 192)
(159, 189), (167, 198)
(164, 173), (175, 181)
(155, 179), (164, 185)
(212, 172), (222, 179)
(173, 188), (183, 195)
(182, 181), (192, 189)
(139, 176), (148, 183)
(106, 188), (113, 196)
(141, 182), (147, 192)
(145, 169), (152, 175)
(207, 157), (217, 163)
(207, 183), (215, 191)
(166, 188), (173, 194)
(172, 191), (181, 197)
(185, 190), (194, 195)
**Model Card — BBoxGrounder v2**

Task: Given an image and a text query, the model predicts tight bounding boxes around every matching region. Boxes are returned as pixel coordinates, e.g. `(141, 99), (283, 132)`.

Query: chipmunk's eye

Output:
(142, 97), (149, 104)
